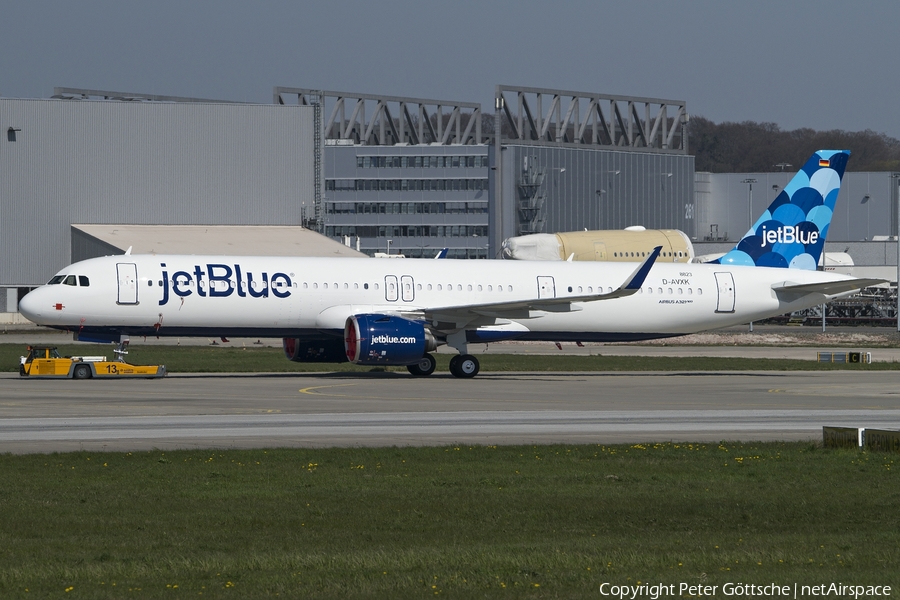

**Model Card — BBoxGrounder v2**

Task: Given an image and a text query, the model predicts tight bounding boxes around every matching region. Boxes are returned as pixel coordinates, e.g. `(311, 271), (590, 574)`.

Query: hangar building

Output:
(277, 86), (693, 259)
(2, 85), (897, 325)
(0, 92), (321, 320)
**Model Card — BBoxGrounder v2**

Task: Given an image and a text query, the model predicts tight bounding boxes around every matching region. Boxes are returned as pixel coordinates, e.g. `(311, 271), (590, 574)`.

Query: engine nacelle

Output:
(283, 338), (347, 363)
(344, 314), (435, 365)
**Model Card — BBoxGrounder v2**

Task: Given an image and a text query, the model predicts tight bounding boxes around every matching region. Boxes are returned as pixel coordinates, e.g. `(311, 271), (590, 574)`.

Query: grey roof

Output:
(73, 225), (366, 257)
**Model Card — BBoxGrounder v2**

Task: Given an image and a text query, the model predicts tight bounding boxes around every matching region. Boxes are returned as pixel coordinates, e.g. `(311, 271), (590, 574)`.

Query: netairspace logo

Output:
(598, 581), (892, 599)
(371, 335), (417, 345)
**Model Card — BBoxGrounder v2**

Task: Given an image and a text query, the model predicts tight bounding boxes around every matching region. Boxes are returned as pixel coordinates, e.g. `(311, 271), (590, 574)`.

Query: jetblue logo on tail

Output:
(760, 225), (819, 248)
(712, 150), (850, 270)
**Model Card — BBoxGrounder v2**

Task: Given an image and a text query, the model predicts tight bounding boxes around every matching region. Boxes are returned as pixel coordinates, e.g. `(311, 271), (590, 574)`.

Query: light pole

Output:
(862, 194), (871, 240)
(893, 174), (900, 332)
(741, 178), (757, 232)
(603, 170), (619, 229)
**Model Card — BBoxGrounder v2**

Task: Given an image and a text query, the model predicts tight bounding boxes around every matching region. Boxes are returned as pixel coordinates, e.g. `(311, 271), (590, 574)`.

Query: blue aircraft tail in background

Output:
(711, 149), (850, 270)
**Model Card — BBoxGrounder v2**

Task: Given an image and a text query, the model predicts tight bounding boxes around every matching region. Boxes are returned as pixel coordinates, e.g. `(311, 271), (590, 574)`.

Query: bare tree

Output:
(690, 117), (900, 172)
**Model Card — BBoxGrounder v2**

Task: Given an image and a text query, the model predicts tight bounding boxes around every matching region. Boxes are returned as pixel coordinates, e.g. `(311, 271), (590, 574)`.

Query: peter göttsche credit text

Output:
(599, 582), (891, 599)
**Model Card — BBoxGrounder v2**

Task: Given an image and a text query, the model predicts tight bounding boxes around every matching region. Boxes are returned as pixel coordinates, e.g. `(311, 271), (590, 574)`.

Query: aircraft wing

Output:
(772, 278), (886, 297)
(409, 247), (661, 326)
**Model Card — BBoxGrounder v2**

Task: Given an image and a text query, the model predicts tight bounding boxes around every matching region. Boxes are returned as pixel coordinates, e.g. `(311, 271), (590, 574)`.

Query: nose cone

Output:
(18, 287), (46, 324)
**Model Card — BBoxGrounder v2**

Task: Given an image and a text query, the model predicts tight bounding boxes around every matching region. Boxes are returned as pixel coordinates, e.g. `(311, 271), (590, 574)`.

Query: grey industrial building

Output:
(0, 93), (317, 322)
(1, 85), (898, 325)
(277, 86), (693, 259)
(694, 170), (900, 249)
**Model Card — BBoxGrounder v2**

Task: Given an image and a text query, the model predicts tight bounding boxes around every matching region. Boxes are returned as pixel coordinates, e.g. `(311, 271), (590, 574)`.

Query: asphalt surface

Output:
(3, 323), (900, 453)
(5, 323), (900, 360)
(2, 368), (900, 453)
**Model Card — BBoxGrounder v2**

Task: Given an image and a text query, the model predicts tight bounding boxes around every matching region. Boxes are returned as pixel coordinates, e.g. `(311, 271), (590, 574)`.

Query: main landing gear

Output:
(405, 353), (480, 378)
(449, 354), (480, 378)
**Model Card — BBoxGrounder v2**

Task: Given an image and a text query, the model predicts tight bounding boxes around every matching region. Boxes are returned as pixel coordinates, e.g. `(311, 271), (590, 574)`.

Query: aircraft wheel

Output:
(73, 364), (92, 380)
(407, 354), (437, 377)
(451, 354), (479, 378)
(449, 355), (461, 377)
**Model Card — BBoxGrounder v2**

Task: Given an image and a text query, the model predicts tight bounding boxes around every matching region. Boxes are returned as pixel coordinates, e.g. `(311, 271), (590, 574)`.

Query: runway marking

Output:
(298, 383), (488, 403)
(299, 384), (359, 397)
(768, 385), (899, 397)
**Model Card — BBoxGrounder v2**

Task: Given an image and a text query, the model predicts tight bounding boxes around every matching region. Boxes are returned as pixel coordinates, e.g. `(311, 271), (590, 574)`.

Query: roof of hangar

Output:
(72, 225), (367, 258)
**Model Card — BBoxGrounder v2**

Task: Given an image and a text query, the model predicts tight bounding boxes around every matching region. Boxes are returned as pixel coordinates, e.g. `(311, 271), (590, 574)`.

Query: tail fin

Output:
(712, 149), (850, 270)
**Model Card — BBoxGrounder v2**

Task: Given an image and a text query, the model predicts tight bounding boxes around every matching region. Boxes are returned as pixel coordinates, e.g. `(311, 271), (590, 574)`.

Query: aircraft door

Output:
(385, 275), (399, 302)
(714, 272), (735, 313)
(401, 275), (415, 302)
(116, 263), (139, 305)
(593, 242), (607, 260)
(537, 276), (556, 299)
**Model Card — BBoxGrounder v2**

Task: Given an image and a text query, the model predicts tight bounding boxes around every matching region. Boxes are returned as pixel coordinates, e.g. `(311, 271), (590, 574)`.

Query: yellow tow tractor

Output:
(19, 344), (166, 379)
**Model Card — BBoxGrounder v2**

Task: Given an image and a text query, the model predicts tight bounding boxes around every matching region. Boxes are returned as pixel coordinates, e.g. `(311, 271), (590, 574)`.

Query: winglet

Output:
(623, 246), (662, 290)
(552, 244), (660, 302)
(434, 248), (449, 259)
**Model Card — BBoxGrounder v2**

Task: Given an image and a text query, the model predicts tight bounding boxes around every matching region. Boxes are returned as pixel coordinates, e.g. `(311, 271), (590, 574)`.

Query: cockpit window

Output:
(63, 275), (77, 286)
(79, 275), (90, 287)
(48, 275), (65, 285)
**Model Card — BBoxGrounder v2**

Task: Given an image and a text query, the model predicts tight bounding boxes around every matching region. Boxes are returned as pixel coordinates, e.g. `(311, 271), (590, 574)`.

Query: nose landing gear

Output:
(407, 354), (437, 377)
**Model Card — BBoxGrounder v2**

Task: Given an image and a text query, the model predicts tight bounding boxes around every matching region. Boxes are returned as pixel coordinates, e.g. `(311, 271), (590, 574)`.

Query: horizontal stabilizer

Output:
(772, 278), (886, 296)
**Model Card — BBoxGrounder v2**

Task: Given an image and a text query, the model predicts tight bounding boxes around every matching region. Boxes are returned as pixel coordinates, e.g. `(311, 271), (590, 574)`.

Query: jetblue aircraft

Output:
(19, 150), (881, 378)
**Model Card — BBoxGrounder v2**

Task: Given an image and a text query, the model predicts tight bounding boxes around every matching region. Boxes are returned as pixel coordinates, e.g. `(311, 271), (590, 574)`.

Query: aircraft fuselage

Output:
(21, 254), (852, 342)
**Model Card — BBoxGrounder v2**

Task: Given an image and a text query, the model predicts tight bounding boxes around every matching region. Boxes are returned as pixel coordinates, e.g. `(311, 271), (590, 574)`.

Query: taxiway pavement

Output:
(2, 369), (899, 453)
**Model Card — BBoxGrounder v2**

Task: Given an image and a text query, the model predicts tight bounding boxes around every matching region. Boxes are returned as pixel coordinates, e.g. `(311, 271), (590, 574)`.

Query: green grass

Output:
(4, 343), (900, 373)
(0, 443), (897, 598)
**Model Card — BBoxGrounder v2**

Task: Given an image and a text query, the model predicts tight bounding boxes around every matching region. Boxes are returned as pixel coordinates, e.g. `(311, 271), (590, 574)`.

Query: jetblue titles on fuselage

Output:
(158, 262), (293, 306)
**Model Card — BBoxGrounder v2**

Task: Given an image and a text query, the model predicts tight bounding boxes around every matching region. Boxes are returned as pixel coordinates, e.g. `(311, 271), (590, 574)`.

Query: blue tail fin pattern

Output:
(712, 149), (850, 270)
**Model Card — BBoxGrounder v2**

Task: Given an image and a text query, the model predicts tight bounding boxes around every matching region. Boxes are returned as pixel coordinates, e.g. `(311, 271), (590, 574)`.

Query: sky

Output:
(3, 0), (899, 139)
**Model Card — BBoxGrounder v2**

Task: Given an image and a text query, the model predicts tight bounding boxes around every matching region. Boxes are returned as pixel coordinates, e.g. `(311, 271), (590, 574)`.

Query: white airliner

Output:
(18, 150), (882, 378)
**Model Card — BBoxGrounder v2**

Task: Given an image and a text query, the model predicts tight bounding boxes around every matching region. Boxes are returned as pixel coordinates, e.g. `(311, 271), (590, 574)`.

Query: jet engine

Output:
(344, 314), (436, 365)
(283, 337), (347, 363)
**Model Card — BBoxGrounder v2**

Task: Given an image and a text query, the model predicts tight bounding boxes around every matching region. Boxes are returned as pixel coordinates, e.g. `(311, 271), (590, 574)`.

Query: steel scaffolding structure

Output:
(789, 287), (899, 326)
(274, 88), (483, 146)
(495, 85), (688, 152)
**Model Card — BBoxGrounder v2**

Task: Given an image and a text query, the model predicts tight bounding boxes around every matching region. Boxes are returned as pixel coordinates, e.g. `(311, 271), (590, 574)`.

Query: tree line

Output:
(689, 116), (900, 173)
(349, 111), (900, 173)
